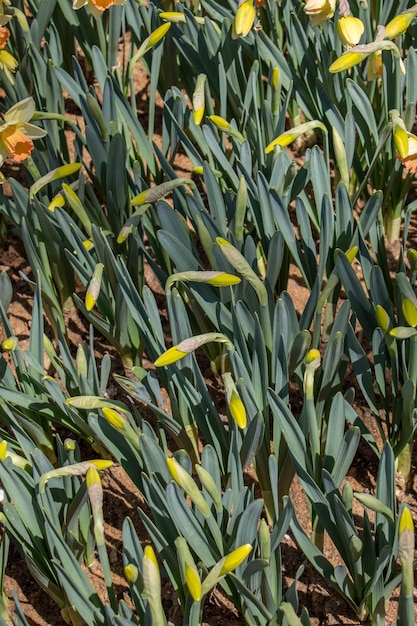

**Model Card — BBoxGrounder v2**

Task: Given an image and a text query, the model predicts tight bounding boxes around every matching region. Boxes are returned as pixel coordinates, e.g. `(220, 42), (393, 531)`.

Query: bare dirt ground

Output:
(0, 57), (416, 626)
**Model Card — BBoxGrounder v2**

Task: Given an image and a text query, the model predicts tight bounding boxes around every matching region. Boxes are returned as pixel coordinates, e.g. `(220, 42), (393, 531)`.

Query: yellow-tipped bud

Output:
(329, 51), (364, 73)
(232, 0), (256, 39)
(159, 11), (186, 23)
(220, 544), (252, 575)
(192, 74), (206, 126)
(64, 439), (76, 452)
(148, 22), (171, 48)
(402, 297), (417, 327)
(305, 348), (320, 364)
(124, 563), (139, 583)
(337, 16), (364, 47)
(185, 565), (202, 601)
(265, 120), (327, 153)
(0, 441), (7, 461)
(229, 390), (247, 429)
(167, 457), (211, 517)
(375, 305), (391, 333)
(345, 246), (358, 263)
(87, 459), (114, 471)
(154, 345), (188, 367)
(1, 336), (17, 351)
(271, 66), (280, 89)
(399, 506), (414, 535)
(385, 11), (417, 40)
(85, 263), (104, 312)
(102, 407), (126, 430)
(144, 545), (159, 570)
(86, 465), (101, 490)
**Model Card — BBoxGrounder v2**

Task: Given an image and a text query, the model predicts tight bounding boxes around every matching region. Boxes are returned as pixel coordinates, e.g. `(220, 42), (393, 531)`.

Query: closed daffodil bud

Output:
(1, 336), (17, 351)
(385, 9), (417, 40)
(85, 263), (104, 312)
(329, 51), (364, 73)
(0, 440), (7, 461)
(124, 563), (139, 584)
(220, 544), (252, 575)
(167, 457), (211, 518)
(337, 16), (364, 47)
(398, 505), (414, 612)
(402, 297), (417, 327)
(155, 332), (231, 367)
(232, 0), (256, 39)
(305, 348), (320, 365)
(185, 564), (202, 602)
(192, 74), (206, 126)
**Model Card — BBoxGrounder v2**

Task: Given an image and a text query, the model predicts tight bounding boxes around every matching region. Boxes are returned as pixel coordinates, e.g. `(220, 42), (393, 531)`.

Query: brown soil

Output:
(0, 54), (416, 626)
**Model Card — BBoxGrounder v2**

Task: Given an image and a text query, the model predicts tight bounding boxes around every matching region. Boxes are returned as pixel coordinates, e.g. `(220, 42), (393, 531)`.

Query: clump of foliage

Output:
(0, 0), (416, 625)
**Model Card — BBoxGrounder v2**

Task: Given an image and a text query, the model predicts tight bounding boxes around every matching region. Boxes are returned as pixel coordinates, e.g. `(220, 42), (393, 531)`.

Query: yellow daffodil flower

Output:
(232, 0), (256, 39)
(392, 110), (417, 174)
(304, 0), (336, 27)
(366, 50), (382, 80)
(0, 98), (47, 167)
(396, 133), (417, 173)
(73, 0), (126, 19)
(0, 49), (17, 83)
(337, 16), (364, 47)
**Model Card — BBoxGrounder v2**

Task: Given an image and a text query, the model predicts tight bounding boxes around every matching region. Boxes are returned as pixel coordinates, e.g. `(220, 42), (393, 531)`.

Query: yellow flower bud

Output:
(305, 348), (320, 364)
(1, 336), (17, 351)
(85, 263), (104, 312)
(124, 563), (139, 583)
(192, 74), (206, 126)
(329, 51), (364, 73)
(228, 390), (247, 429)
(144, 545), (159, 570)
(399, 506), (414, 535)
(148, 22), (171, 48)
(154, 345), (188, 367)
(402, 297), (417, 327)
(265, 120), (327, 153)
(375, 305), (391, 333)
(337, 16), (364, 47)
(232, 0), (256, 39)
(220, 544), (252, 575)
(0, 441), (7, 461)
(102, 407), (126, 430)
(87, 459), (114, 471)
(185, 564), (202, 601)
(159, 11), (186, 23)
(167, 457), (211, 517)
(85, 466), (101, 490)
(385, 11), (417, 40)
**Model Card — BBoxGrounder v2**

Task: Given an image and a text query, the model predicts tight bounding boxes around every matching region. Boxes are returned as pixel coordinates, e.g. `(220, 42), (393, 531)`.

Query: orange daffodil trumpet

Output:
(73, 0), (126, 19)
(0, 98), (47, 169)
